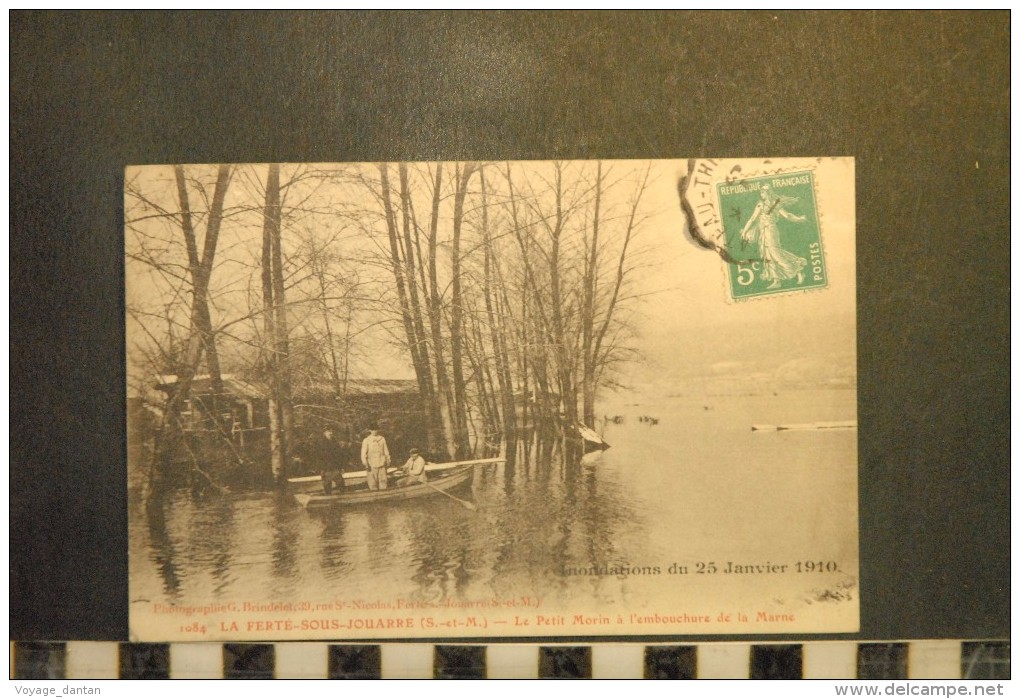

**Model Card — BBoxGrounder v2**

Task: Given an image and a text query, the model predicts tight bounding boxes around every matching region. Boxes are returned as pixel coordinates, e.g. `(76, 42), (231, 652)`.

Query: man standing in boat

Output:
(361, 426), (391, 490)
(314, 428), (345, 495)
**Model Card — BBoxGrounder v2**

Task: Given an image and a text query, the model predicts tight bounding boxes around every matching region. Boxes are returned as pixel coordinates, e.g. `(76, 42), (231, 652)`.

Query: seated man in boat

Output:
(397, 448), (428, 487)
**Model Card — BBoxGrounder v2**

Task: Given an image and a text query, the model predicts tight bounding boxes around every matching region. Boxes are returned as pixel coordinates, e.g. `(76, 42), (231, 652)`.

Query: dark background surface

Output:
(10, 11), (1009, 641)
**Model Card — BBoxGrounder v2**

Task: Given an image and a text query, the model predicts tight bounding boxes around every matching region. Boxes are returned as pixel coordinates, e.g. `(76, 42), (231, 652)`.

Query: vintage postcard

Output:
(126, 157), (857, 641)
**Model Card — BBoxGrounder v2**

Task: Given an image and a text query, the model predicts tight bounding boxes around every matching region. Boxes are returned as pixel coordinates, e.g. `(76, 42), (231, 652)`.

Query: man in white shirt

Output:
(360, 427), (391, 490)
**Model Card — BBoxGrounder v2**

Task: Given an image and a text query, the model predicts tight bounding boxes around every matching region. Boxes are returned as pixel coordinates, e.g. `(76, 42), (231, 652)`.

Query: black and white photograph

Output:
(126, 157), (858, 641)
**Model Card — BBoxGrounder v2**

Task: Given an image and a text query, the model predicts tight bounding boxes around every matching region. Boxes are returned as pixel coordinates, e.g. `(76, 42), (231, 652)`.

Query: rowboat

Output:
(287, 457), (504, 493)
(575, 423), (610, 452)
(294, 465), (474, 508)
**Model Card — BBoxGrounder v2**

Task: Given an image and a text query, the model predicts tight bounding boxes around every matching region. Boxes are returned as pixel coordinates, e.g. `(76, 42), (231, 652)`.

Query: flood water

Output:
(129, 389), (858, 632)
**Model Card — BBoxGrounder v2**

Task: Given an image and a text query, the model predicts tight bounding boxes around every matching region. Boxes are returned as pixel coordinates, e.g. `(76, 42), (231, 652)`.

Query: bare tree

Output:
(260, 163), (295, 481)
(127, 159), (657, 489)
(447, 162), (479, 457)
(126, 164), (234, 486)
(478, 167), (518, 446)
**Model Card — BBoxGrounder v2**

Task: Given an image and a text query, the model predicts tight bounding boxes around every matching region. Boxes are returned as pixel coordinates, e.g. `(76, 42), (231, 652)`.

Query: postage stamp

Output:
(716, 171), (826, 299)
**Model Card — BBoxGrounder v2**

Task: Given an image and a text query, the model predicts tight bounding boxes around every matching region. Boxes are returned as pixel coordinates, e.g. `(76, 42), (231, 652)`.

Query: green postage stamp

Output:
(717, 171), (826, 300)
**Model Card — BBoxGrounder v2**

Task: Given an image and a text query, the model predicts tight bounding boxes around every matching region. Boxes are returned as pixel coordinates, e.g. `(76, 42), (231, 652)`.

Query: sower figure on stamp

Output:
(361, 426), (391, 491)
(398, 448), (428, 487)
(739, 184), (808, 289)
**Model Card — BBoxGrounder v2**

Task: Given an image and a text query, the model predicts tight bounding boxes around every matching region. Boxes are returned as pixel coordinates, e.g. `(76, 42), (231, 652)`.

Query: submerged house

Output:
(150, 374), (426, 481)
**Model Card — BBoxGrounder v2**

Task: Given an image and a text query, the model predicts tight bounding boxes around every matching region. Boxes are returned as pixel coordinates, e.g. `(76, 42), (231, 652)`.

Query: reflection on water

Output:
(143, 495), (181, 600)
(133, 436), (637, 609)
(130, 390), (857, 612)
(271, 491), (298, 586)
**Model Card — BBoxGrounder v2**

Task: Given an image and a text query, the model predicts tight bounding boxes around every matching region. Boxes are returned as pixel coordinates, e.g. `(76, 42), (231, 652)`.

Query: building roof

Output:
(341, 378), (419, 396)
(155, 374), (418, 399)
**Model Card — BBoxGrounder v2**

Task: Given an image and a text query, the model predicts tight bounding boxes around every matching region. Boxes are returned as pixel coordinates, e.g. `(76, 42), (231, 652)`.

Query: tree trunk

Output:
(158, 165), (231, 477)
(261, 193), (280, 483)
(591, 164), (652, 394)
(380, 164), (430, 399)
(581, 161), (603, 427)
(262, 163), (289, 482)
(504, 164), (556, 437)
(309, 238), (344, 398)
(397, 163), (441, 445)
(425, 163), (458, 458)
(467, 309), (500, 446)
(170, 165), (231, 416)
(546, 164), (578, 433)
(448, 163), (477, 458)
(479, 168), (517, 449)
(270, 167), (293, 481)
